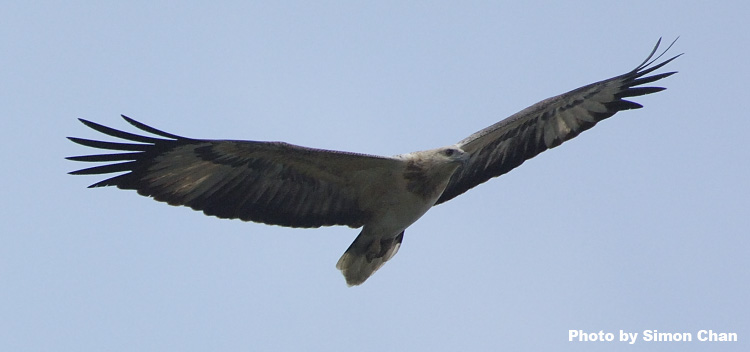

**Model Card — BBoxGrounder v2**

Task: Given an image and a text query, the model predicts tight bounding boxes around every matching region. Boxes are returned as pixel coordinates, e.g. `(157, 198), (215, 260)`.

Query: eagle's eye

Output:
(444, 149), (455, 157)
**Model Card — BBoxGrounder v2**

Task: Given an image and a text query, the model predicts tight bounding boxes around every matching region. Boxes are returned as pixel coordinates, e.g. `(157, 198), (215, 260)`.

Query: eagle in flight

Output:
(68, 39), (679, 286)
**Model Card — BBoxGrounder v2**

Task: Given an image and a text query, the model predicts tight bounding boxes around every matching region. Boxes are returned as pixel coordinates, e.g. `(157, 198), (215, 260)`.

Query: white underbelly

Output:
(369, 191), (438, 234)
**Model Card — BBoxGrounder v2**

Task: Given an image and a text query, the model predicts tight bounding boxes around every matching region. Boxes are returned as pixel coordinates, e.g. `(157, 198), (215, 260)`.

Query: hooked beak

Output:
(458, 149), (470, 167)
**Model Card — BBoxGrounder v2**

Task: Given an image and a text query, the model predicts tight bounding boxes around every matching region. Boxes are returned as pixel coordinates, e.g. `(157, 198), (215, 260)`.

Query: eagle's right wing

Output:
(437, 38), (680, 204)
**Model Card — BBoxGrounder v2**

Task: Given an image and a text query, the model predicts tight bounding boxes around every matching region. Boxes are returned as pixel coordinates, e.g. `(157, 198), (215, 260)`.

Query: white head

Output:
(396, 145), (469, 166)
(399, 146), (469, 199)
(436, 146), (469, 165)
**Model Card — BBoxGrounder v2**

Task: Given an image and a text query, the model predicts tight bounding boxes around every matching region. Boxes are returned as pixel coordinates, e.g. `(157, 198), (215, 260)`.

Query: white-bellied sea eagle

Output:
(68, 39), (680, 286)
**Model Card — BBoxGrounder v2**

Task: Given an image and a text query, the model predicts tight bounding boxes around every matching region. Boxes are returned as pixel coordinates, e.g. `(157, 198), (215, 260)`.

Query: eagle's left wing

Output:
(68, 116), (404, 228)
(437, 38), (680, 204)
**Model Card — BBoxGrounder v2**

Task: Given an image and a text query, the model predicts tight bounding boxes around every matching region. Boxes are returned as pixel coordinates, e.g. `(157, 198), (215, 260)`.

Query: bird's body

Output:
(68, 39), (680, 286)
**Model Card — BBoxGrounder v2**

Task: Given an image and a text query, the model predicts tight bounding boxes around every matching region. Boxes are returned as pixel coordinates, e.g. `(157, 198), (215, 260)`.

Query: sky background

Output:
(2, 1), (748, 351)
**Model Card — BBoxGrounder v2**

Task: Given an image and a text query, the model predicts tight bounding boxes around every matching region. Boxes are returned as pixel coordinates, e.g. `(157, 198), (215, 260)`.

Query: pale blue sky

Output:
(2, 1), (748, 351)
